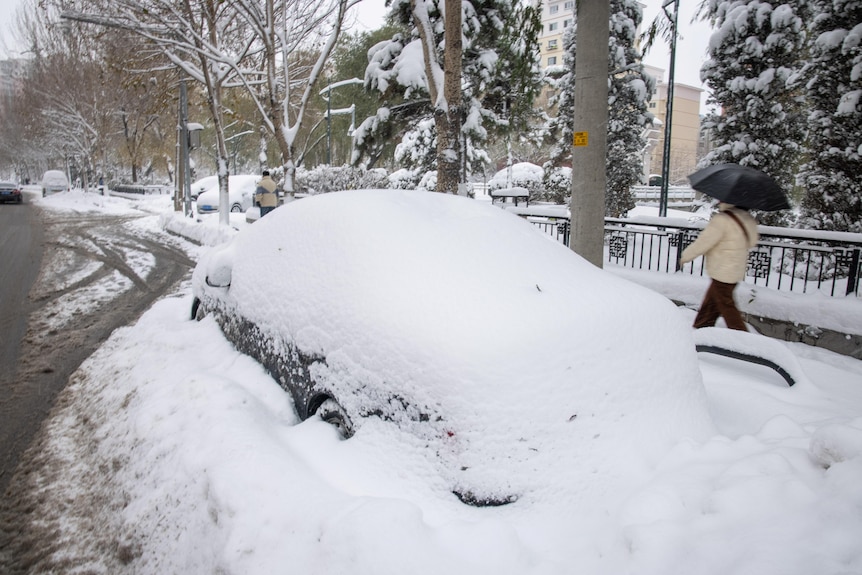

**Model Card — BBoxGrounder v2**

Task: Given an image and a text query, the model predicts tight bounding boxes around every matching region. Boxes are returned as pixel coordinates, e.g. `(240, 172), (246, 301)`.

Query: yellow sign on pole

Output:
(573, 131), (589, 147)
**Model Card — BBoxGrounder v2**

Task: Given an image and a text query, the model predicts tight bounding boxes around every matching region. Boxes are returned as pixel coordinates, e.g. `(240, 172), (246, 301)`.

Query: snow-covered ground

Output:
(20, 189), (862, 574)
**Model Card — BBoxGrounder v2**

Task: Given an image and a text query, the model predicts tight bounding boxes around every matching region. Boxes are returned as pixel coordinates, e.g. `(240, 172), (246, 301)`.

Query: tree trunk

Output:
(435, 0), (462, 194)
(198, 0), (232, 225)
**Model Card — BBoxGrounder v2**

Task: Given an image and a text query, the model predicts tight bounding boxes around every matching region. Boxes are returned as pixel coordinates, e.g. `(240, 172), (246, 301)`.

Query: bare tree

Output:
(7, 0), (182, 188)
(104, 36), (177, 184)
(16, 1), (117, 191)
(228, 0), (359, 196)
(61, 0), (356, 217)
(60, 0), (253, 222)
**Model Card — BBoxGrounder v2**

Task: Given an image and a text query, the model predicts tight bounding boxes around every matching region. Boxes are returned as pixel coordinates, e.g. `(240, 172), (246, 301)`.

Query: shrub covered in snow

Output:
(386, 168), (437, 192)
(297, 165), (389, 195)
(387, 169), (417, 190)
(542, 164), (572, 204)
(488, 162), (545, 202)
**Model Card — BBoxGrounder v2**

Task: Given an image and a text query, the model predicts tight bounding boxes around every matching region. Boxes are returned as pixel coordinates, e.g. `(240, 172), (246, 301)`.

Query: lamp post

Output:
(319, 78), (363, 165)
(178, 79), (204, 217)
(659, 0), (679, 218)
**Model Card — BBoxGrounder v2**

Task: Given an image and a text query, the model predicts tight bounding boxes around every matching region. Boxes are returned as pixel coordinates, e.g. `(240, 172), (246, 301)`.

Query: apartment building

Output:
(643, 64), (703, 184)
(538, 0), (574, 70)
(536, 3), (703, 183)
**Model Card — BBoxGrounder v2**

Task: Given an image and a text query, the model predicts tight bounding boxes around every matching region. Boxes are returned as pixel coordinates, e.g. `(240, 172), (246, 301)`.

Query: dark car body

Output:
(0, 181), (22, 204)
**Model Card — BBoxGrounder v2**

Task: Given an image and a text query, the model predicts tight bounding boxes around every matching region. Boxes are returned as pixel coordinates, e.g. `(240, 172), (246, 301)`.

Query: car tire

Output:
(316, 398), (353, 438)
(230, 203), (242, 213)
(191, 297), (205, 321)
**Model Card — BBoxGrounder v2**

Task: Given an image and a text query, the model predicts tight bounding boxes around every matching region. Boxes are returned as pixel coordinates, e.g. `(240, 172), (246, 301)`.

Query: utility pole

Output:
(180, 80), (192, 217)
(569, 1), (610, 267)
(659, 0), (679, 218)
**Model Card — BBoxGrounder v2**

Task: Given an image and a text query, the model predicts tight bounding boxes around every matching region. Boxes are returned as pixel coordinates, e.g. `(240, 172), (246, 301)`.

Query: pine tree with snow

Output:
(547, 0), (655, 217)
(698, 0), (807, 224)
(354, 0), (543, 188)
(797, 0), (862, 233)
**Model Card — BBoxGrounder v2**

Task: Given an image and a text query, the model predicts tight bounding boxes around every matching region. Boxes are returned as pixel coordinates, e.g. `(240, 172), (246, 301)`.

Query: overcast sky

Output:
(0, 0), (23, 57)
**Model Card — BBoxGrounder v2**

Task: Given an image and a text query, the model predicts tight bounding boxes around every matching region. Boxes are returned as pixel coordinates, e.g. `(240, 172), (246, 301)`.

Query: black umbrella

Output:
(687, 163), (791, 211)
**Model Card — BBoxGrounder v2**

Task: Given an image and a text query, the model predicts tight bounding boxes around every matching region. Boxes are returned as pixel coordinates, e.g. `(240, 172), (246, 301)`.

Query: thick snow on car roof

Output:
(205, 189), (713, 502)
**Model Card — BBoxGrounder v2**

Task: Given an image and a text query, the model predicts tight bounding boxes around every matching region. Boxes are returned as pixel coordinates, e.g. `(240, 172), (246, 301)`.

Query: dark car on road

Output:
(0, 181), (22, 204)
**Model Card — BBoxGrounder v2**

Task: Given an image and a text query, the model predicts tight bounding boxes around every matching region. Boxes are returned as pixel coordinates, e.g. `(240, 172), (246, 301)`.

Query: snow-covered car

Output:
(195, 174), (260, 214)
(191, 189), (713, 506)
(189, 175), (218, 201)
(0, 180), (22, 204)
(41, 169), (69, 197)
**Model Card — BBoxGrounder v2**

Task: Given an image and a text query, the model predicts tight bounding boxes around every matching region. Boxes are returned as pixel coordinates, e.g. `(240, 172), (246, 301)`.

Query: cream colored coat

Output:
(679, 203), (759, 283)
(255, 175), (278, 208)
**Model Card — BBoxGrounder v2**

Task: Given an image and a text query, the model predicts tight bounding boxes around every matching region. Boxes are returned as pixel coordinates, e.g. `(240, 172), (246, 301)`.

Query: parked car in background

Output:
(191, 189), (712, 507)
(41, 170), (69, 197)
(195, 174), (260, 214)
(0, 181), (22, 204)
(189, 175), (218, 201)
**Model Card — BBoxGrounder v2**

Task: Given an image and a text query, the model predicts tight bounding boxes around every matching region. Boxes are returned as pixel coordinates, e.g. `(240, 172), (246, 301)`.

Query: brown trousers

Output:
(693, 279), (747, 331)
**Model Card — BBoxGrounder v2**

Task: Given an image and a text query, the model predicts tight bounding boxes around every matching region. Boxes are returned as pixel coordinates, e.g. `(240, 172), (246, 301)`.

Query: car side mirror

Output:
(205, 275), (231, 288)
(205, 261), (232, 288)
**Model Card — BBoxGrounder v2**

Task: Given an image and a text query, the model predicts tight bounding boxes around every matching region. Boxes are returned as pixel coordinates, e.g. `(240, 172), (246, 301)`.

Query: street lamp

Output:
(659, 0), (679, 218)
(179, 78), (204, 217)
(319, 78), (364, 165)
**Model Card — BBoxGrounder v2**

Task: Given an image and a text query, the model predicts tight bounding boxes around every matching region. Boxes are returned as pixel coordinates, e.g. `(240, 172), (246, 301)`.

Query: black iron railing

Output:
(522, 212), (862, 297)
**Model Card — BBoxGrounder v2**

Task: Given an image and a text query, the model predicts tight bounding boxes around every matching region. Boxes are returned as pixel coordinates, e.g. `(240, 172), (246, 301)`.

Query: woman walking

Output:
(679, 202), (759, 331)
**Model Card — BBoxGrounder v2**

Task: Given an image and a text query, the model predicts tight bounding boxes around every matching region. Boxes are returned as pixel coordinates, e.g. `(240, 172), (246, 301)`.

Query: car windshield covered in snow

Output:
(191, 189), (713, 506)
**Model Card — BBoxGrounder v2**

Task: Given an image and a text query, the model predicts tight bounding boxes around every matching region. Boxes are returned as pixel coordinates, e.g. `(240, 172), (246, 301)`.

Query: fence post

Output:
(674, 231), (686, 272)
(847, 247), (861, 296)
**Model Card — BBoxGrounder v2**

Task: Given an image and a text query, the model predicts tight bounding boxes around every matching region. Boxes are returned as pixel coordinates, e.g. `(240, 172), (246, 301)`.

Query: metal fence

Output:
(630, 185), (698, 203)
(112, 184), (171, 195)
(523, 212), (862, 297)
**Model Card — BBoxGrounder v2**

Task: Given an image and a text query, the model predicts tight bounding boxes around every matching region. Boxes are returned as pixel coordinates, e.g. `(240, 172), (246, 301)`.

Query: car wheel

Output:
(316, 398), (353, 438)
(190, 297), (205, 321)
(230, 203), (242, 212)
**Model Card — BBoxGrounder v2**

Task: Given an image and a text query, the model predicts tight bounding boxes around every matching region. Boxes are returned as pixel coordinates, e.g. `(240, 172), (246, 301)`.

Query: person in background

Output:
(255, 170), (278, 217)
(679, 202), (759, 331)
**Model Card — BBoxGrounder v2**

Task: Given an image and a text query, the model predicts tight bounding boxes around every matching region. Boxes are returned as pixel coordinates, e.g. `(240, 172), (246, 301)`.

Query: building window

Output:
(649, 102), (657, 109)
(548, 39), (558, 49)
(564, 1), (573, 9)
(549, 4), (559, 14)
(564, 19), (572, 28)
(549, 22), (558, 32)
(548, 56), (557, 66)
